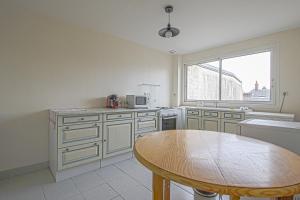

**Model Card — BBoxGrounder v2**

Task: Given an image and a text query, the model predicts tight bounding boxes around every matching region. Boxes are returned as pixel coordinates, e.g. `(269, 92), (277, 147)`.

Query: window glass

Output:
(185, 50), (272, 102)
(186, 61), (220, 100)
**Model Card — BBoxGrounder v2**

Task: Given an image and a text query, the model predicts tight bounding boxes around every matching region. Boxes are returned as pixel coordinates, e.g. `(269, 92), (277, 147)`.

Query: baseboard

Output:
(0, 152), (134, 181)
(0, 161), (48, 180)
(53, 160), (101, 182)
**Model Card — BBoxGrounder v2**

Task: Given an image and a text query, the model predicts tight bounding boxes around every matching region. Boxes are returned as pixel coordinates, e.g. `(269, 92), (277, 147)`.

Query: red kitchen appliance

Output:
(106, 94), (120, 108)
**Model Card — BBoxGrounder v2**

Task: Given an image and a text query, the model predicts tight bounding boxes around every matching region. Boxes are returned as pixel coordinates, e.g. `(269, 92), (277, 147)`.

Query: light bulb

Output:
(165, 30), (173, 38)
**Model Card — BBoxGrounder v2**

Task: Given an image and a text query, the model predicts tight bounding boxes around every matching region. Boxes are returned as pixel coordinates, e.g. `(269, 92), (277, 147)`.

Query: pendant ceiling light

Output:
(158, 5), (180, 38)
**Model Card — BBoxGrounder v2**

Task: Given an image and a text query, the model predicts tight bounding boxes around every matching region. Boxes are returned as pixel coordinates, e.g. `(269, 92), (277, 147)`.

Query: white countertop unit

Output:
(240, 119), (300, 132)
(245, 111), (295, 121)
(239, 119), (300, 155)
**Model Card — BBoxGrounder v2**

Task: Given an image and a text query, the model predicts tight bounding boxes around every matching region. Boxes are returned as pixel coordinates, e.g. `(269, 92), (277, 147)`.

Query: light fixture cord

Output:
(168, 12), (171, 25)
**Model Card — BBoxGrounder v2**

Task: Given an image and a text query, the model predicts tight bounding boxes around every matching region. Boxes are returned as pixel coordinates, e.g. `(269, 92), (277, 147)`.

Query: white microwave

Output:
(126, 95), (148, 109)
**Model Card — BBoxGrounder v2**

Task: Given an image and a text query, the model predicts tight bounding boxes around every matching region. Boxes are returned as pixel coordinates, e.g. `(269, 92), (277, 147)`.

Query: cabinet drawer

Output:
(223, 112), (244, 120)
(58, 142), (102, 170)
(105, 113), (133, 121)
(62, 115), (101, 125)
(136, 111), (157, 118)
(187, 109), (200, 116)
(135, 117), (158, 133)
(58, 123), (102, 148)
(224, 113), (232, 118)
(203, 111), (219, 118)
(232, 113), (243, 120)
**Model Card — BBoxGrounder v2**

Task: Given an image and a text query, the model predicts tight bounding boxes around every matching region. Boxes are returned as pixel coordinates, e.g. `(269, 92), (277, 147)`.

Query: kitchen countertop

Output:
(182, 106), (250, 112)
(245, 111), (295, 119)
(239, 119), (300, 130)
(50, 107), (160, 115)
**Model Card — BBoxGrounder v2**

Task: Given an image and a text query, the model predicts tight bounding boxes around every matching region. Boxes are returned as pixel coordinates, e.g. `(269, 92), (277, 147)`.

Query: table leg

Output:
(164, 179), (170, 200)
(276, 196), (294, 200)
(230, 195), (240, 200)
(153, 173), (163, 200)
(152, 173), (170, 200)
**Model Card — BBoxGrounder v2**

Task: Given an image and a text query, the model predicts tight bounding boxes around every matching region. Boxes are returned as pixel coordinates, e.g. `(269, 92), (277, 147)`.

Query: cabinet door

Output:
(103, 120), (134, 158)
(222, 121), (238, 134)
(202, 119), (219, 132)
(186, 117), (200, 130)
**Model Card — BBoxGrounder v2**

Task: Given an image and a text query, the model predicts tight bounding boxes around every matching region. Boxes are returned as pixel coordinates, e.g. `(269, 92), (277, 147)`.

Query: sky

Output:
(207, 51), (271, 93)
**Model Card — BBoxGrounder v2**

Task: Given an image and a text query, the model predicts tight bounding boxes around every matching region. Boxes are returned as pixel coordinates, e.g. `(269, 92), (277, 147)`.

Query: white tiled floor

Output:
(0, 157), (270, 200)
(0, 157), (195, 200)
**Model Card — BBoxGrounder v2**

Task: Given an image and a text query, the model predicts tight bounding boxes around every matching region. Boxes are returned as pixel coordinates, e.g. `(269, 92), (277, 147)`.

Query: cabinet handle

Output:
(64, 127), (69, 130)
(103, 139), (107, 142)
(64, 148), (69, 152)
(94, 143), (98, 146)
(80, 118), (85, 120)
(118, 115), (122, 117)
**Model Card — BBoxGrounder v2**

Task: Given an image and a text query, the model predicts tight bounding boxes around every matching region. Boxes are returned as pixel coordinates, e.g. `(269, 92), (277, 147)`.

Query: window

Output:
(185, 50), (272, 102)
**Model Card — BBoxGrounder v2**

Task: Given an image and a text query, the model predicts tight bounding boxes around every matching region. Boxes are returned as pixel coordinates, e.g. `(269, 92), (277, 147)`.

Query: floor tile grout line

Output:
(42, 185), (47, 200)
(70, 178), (87, 200)
(111, 195), (125, 200)
(105, 181), (126, 200)
(71, 173), (116, 200)
(113, 162), (152, 192)
(94, 168), (125, 199)
(172, 182), (194, 195)
(171, 181), (194, 195)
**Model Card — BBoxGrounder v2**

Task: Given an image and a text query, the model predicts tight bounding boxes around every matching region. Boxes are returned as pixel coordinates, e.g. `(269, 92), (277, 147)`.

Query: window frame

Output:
(183, 46), (278, 107)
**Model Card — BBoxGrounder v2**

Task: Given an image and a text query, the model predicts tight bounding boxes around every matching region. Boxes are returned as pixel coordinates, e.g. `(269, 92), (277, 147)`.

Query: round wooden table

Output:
(134, 130), (300, 200)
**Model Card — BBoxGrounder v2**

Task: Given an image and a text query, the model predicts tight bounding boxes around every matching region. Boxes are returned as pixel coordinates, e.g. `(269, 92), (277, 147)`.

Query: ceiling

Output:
(7, 0), (300, 54)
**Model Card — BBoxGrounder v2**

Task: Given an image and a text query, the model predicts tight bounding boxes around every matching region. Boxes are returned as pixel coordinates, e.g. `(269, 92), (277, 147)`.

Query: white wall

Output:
(177, 28), (300, 121)
(0, 5), (172, 171)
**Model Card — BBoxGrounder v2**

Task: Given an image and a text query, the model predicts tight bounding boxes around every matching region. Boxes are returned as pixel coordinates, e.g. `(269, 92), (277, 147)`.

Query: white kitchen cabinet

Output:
(202, 118), (219, 131)
(186, 117), (201, 130)
(220, 112), (245, 134)
(49, 108), (159, 182)
(134, 111), (158, 139)
(103, 120), (134, 158)
(186, 109), (201, 130)
(184, 107), (295, 135)
(201, 110), (221, 132)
